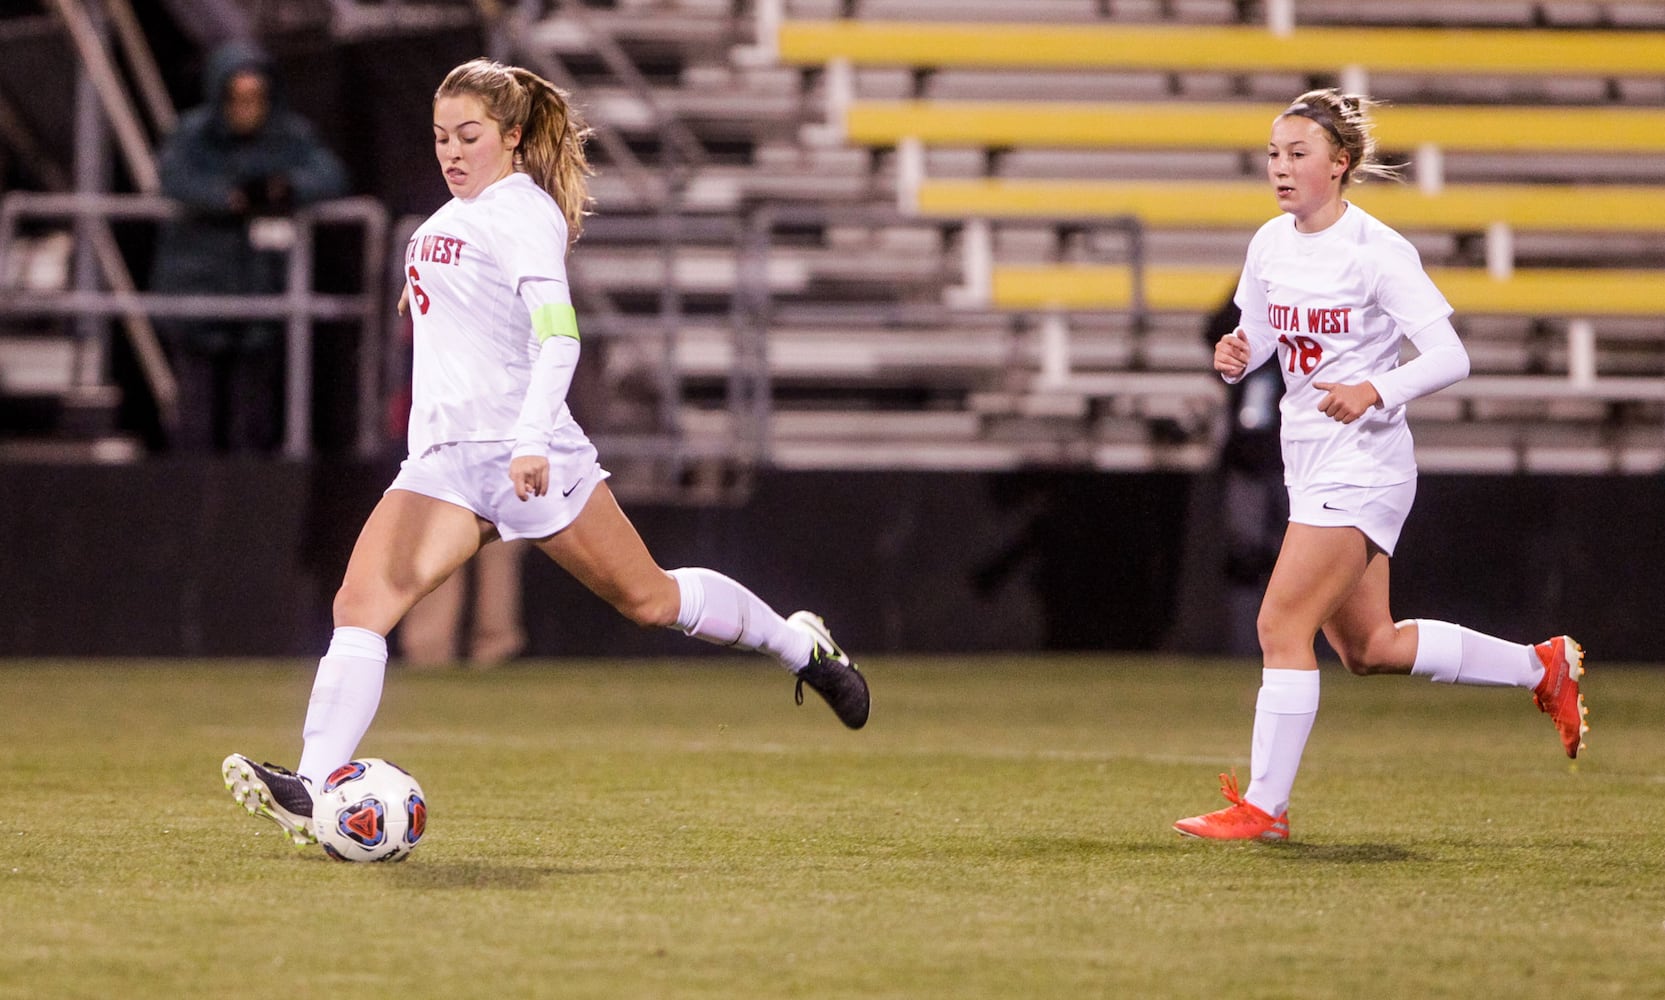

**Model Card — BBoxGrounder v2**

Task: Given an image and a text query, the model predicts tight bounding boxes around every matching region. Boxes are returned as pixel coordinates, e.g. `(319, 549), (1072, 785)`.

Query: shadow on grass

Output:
(1267, 842), (1417, 864)
(387, 860), (630, 889)
(928, 836), (1188, 861)
(1007, 835), (1136, 858)
(996, 836), (1417, 865)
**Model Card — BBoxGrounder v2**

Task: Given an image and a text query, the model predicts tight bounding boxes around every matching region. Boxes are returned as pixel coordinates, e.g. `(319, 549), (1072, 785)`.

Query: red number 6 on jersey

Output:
(1278, 334), (1323, 375)
(407, 265), (431, 316)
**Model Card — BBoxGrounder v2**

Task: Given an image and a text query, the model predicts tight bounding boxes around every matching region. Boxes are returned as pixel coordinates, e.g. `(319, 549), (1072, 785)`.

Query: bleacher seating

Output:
(367, 1), (1665, 475)
(988, 264), (1665, 319)
(13, 1), (1663, 476)
(746, 6), (1665, 471)
(914, 180), (1665, 234)
(511, 0), (1665, 473)
(778, 21), (1665, 77)
(776, 1), (1665, 31)
(840, 100), (1665, 156)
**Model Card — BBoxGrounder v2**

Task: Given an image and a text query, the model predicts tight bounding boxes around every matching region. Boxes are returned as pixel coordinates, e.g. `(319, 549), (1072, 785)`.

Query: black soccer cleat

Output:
(222, 754), (317, 846)
(788, 611), (870, 730)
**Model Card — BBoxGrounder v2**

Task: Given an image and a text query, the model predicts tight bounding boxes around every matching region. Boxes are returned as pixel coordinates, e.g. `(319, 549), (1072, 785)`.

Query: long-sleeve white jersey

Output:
(401, 172), (578, 457)
(1231, 203), (1464, 488)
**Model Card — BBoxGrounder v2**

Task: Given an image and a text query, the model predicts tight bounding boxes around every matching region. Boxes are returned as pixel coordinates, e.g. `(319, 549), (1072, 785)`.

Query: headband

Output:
(1282, 102), (1346, 147)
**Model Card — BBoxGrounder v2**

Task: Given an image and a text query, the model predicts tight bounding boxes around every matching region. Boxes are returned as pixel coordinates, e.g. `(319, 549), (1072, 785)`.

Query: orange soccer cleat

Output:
(1533, 635), (1588, 758)
(1173, 770), (1289, 841)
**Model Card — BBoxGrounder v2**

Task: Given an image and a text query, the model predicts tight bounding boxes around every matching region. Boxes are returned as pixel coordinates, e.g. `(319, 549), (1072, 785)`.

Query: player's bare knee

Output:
(1337, 629), (1400, 676)
(333, 578), (415, 630)
(1255, 613), (1306, 661)
(332, 584), (370, 626)
(1337, 648), (1375, 676)
(614, 586), (679, 629)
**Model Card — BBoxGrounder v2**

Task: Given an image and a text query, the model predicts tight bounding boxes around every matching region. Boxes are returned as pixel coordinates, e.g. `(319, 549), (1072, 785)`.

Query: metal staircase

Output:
(0, 0), (172, 463)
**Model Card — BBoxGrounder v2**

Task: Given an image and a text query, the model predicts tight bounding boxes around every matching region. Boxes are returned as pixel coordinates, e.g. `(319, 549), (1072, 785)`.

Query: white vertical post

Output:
(824, 56), (854, 138)
(948, 218), (993, 309)
(1567, 319), (1596, 388)
(1485, 221), (1515, 281)
(1417, 143), (1445, 196)
(1340, 64), (1368, 96)
(1039, 310), (1071, 387)
(754, 0), (781, 62)
(735, 0), (783, 66)
(896, 136), (925, 214)
(1267, 0), (1296, 36)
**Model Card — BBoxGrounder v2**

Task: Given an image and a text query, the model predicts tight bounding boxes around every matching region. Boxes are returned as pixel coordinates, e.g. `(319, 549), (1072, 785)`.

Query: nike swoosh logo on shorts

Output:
(1322, 501), (1345, 511)
(561, 477), (584, 497)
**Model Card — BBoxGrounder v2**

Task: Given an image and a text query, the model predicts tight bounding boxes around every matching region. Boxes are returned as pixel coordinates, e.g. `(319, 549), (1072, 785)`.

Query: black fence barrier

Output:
(1, 460), (1659, 662)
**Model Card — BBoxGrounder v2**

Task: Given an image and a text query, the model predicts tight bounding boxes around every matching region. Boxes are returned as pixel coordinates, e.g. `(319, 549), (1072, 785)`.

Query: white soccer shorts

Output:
(1286, 478), (1416, 556)
(387, 432), (610, 541)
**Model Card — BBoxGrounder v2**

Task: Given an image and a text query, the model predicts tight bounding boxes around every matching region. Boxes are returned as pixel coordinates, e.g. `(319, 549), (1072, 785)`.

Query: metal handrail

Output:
(0, 192), (389, 459)
(46, 0), (158, 194)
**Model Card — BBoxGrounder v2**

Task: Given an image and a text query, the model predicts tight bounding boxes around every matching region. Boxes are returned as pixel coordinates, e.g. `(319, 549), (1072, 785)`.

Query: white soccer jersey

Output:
(402, 172), (576, 456)
(1233, 203), (1454, 488)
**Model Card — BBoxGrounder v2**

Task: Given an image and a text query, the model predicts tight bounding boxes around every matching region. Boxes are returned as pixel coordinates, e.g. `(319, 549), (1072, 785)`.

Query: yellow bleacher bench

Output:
(991, 264), (1665, 317)
(916, 179), (1665, 233)
(778, 21), (1665, 77)
(845, 100), (1665, 154)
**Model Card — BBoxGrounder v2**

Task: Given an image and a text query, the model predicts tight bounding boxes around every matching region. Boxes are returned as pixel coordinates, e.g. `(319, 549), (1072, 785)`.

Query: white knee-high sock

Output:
(1409, 619), (1542, 688)
(296, 626), (388, 787)
(1244, 668), (1320, 819)
(667, 567), (814, 671)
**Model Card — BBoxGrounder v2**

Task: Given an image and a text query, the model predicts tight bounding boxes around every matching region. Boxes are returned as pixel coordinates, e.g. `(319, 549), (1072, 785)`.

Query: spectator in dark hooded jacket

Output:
(151, 40), (348, 453)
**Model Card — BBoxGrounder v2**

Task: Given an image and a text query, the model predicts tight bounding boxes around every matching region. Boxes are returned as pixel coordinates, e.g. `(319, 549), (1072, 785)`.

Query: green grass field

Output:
(2, 656), (1662, 999)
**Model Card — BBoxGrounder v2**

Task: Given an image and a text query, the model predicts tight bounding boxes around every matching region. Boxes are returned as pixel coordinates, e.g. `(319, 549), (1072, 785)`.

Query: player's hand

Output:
(396, 287), (410, 316)
(1313, 381), (1381, 424)
(509, 455), (549, 501)
(1214, 328), (1251, 379)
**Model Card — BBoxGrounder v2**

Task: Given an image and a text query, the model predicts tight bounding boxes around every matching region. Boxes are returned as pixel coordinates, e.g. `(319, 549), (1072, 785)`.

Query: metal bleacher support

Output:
(503, 0), (782, 502)
(0, 193), (389, 460)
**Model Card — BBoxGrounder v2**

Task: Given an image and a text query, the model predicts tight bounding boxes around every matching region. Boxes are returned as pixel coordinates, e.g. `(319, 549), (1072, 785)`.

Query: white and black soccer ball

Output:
(314, 758), (427, 863)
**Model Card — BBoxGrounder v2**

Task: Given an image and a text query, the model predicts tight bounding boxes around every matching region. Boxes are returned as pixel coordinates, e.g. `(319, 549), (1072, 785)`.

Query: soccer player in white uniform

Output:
(1173, 90), (1588, 842)
(223, 59), (869, 847)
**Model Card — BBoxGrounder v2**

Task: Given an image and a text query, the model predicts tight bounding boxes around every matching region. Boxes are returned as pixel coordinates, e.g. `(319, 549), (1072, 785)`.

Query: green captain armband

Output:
(530, 303), (580, 343)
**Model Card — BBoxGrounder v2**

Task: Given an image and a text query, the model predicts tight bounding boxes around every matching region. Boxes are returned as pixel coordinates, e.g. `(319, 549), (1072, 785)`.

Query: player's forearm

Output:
(1374, 318), (1470, 409)
(510, 335), (579, 458)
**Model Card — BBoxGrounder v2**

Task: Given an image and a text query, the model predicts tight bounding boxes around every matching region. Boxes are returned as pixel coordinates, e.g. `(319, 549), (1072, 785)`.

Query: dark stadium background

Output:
(2, 3), (1659, 662)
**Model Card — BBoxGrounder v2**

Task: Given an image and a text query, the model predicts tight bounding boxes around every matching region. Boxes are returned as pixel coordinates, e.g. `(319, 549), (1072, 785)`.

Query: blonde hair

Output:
(1278, 88), (1402, 188)
(436, 58), (594, 242)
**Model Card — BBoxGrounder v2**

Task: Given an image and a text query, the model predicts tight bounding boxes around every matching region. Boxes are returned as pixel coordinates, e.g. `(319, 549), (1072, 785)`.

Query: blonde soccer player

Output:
(223, 59), (868, 846)
(1173, 89), (1587, 842)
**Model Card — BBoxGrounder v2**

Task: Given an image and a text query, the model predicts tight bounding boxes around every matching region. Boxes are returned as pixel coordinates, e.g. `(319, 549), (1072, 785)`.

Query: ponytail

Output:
(506, 67), (594, 241)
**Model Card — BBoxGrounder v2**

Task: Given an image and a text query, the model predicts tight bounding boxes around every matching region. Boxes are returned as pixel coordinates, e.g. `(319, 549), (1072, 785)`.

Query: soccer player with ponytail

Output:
(223, 59), (869, 847)
(1174, 89), (1587, 842)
